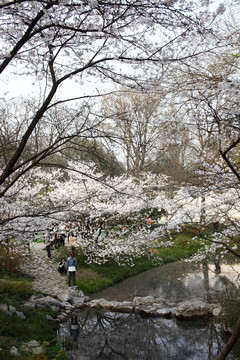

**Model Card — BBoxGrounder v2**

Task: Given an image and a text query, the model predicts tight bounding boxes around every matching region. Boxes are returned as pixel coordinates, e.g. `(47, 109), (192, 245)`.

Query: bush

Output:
(0, 244), (23, 274)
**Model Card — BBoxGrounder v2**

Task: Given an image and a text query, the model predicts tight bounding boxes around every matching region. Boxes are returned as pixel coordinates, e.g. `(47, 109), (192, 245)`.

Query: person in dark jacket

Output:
(44, 228), (51, 258)
(57, 258), (67, 274)
(67, 252), (77, 286)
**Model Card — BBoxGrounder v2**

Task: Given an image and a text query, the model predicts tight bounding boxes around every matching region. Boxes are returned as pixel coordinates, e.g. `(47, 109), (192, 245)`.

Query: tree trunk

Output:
(215, 316), (240, 360)
(200, 194), (206, 224)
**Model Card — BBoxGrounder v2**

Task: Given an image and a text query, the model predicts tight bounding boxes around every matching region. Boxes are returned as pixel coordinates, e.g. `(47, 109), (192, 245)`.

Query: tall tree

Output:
(102, 89), (162, 177)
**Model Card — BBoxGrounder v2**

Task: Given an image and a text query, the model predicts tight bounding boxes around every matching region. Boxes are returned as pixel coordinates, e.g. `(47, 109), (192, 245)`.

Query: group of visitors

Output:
(44, 228), (77, 286)
(65, 217), (104, 243)
(145, 208), (168, 225)
(44, 216), (104, 287)
(45, 217), (104, 248)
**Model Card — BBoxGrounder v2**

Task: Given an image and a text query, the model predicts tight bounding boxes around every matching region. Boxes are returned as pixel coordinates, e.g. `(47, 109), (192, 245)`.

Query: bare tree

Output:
(101, 89), (162, 177)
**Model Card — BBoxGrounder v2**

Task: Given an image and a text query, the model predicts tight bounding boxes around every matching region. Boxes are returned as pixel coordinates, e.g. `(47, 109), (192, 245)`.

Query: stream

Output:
(57, 259), (240, 360)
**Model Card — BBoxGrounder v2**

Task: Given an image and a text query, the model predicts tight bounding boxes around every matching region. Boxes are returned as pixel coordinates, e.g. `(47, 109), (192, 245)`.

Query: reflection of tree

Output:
(57, 309), (236, 359)
(202, 261), (210, 295)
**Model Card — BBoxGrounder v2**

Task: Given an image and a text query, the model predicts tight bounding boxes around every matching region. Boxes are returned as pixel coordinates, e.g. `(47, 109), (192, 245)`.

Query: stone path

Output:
(20, 242), (69, 295)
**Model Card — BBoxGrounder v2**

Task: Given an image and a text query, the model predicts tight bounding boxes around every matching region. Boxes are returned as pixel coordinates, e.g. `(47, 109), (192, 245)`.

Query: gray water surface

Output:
(92, 260), (240, 302)
(58, 260), (240, 360)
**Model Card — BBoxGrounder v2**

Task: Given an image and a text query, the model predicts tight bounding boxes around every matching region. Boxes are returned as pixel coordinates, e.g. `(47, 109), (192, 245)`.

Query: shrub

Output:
(0, 244), (23, 274)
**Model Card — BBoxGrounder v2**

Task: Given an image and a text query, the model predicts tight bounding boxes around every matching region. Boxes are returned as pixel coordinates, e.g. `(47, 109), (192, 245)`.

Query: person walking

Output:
(67, 252), (77, 287)
(69, 231), (77, 254)
(44, 228), (51, 258)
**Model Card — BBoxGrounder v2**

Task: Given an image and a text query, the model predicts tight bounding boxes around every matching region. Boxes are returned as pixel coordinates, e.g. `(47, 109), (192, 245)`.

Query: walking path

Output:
(20, 242), (69, 295)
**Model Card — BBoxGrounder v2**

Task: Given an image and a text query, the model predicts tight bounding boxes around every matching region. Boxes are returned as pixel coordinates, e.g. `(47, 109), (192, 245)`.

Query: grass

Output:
(0, 277), (34, 301)
(0, 270), (66, 360)
(55, 228), (206, 295)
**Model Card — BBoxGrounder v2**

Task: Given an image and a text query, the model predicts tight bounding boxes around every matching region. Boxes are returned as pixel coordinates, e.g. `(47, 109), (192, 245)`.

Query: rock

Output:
(15, 310), (26, 320)
(89, 298), (107, 309)
(99, 300), (118, 310)
(34, 296), (63, 308)
(133, 296), (155, 305)
(46, 314), (55, 321)
(32, 346), (43, 355)
(175, 300), (211, 318)
(70, 286), (84, 297)
(57, 313), (68, 321)
(75, 301), (87, 309)
(35, 304), (46, 310)
(20, 340), (43, 356)
(0, 304), (16, 317)
(62, 301), (75, 310)
(212, 306), (221, 317)
(20, 344), (29, 353)
(135, 304), (173, 318)
(27, 340), (41, 348)
(72, 296), (89, 305)
(57, 290), (73, 303)
(29, 294), (44, 302)
(0, 303), (10, 315)
(10, 346), (19, 356)
(113, 301), (134, 313)
(51, 305), (60, 312)
(23, 302), (35, 310)
(223, 324), (234, 334)
(8, 305), (16, 316)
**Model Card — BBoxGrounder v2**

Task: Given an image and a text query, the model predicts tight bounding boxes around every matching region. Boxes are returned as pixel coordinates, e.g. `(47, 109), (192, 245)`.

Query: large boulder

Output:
(34, 296), (63, 308)
(57, 290), (73, 303)
(175, 300), (212, 318)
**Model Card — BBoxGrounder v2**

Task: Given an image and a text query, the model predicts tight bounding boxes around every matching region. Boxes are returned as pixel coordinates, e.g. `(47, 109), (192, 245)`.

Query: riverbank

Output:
(1, 238), (240, 359)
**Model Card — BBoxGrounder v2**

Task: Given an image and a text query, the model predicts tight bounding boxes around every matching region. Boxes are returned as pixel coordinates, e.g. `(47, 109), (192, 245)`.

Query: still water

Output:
(92, 260), (240, 302)
(57, 260), (240, 360)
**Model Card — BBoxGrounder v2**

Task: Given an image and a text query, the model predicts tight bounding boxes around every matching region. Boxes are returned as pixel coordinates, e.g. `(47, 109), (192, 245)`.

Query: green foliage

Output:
(76, 254), (160, 295)
(0, 303), (64, 359)
(16, 345), (67, 360)
(0, 307), (56, 340)
(78, 276), (114, 295)
(156, 234), (203, 263)
(19, 354), (48, 360)
(0, 248), (64, 360)
(0, 278), (34, 300)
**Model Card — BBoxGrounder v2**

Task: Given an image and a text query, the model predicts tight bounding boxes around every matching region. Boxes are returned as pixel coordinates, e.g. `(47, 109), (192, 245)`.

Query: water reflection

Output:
(93, 260), (240, 303)
(57, 309), (238, 360)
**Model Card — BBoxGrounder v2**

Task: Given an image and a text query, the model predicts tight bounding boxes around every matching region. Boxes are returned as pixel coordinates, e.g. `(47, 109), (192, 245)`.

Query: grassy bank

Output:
(0, 245), (67, 360)
(57, 229), (206, 295)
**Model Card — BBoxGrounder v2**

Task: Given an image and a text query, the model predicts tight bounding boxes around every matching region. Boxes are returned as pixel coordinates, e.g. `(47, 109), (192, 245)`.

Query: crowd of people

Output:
(44, 217), (104, 250)
(44, 217), (104, 287)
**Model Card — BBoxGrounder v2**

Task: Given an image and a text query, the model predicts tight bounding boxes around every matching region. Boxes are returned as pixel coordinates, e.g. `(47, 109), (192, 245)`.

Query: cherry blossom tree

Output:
(0, 0), (221, 197)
